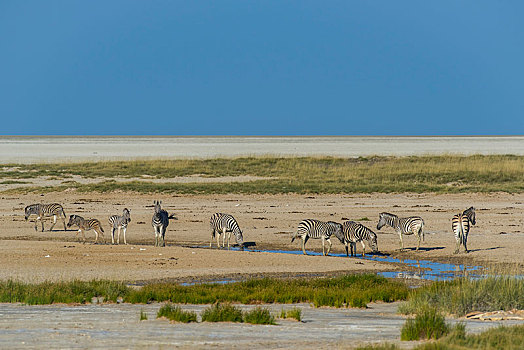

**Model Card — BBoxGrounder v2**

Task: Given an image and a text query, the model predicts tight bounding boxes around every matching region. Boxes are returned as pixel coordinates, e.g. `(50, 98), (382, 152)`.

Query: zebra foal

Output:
(109, 208), (131, 245)
(67, 215), (105, 243)
(152, 201), (177, 247)
(452, 207), (476, 254)
(24, 203), (67, 232)
(335, 221), (378, 257)
(291, 219), (342, 256)
(209, 213), (244, 249)
(377, 212), (424, 251)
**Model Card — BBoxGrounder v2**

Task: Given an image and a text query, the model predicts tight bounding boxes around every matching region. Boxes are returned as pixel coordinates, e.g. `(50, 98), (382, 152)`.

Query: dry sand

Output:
(0, 192), (522, 283)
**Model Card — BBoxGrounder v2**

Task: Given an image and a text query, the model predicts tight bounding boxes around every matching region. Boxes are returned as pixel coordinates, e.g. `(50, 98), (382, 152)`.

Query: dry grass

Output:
(3, 155), (524, 194)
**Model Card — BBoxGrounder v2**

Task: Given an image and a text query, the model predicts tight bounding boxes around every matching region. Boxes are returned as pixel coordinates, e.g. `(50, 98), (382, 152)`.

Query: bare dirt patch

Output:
(1, 192), (523, 283)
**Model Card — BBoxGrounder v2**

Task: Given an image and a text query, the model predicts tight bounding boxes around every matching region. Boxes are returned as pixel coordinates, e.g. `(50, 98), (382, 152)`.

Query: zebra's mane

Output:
(380, 212), (398, 218)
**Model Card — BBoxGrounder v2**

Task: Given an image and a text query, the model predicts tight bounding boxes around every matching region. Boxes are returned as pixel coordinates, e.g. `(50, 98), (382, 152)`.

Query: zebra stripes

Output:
(291, 219), (342, 256)
(452, 207), (476, 254)
(210, 213), (244, 249)
(24, 203), (67, 232)
(377, 212), (424, 251)
(334, 221), (379, 257)
(109, 208), (131, 245)
(152, 201), (177, 247)
(67, 215), (104, 243)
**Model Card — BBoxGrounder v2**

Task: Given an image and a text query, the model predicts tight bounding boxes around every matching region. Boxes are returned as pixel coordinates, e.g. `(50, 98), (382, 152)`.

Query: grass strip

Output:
(399, 275), (524, 316)
(3, 155), (524, 194)
(201, 303), (243, 322)
(125, 274), (409, 308)
(0, 274), (408, 307)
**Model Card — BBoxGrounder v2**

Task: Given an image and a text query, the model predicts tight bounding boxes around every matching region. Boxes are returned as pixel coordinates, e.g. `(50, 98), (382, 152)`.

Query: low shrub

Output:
(400, 307), (449, 341)
(243, 307), (276, 325)
(157, 304), (197, 323)
(201, 303), (243, 323)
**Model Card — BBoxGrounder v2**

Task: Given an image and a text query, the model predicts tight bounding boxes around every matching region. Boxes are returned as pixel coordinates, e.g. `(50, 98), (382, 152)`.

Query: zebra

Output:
(109, 208), (131, 245)
(152, 201), (177, 247)
(291, 219), (343, 256)
(67, 215), (105, 243)
(209, 213), (244, 249)
(334, 221), (379, 257)
(24, 203), (67, 232)
(377, 212), (424, 251)
(452, 206), (476, 254)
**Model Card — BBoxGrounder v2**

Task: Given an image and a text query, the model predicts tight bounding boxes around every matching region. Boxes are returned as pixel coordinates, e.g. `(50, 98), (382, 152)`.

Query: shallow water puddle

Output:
(192, 245), (482, 281)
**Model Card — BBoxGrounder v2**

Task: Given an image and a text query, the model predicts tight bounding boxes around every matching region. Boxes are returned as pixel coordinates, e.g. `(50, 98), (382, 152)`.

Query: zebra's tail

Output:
(291, 231), (298, 243)
(421, 220), (425, 242)
(169, 214), (178, 220)
(61, 207), (67, 218)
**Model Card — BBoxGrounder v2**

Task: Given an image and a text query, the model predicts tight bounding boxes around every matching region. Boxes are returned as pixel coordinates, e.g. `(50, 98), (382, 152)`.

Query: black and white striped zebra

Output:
(109, 208), (131, 245)
(334, 221), (379, 257)
(67, 215), (105, 243)
(209, 213), (244, 249)
(24, 203), (67, 232)
(377, 212), (424, 251)
(291, 219), (343, 256)
(152, 201), (177, 247)
(452, 207), (476, 254)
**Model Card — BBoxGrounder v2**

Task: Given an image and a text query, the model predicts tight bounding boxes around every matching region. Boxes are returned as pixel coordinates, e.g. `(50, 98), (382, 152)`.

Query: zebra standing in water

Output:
(109, 208), (131, 245)
(152, 201), (177, 247)
(452, 207), (476, 254)
(24, 203), (67, 232)
(291, 219), (343, 256)
(209, 213), (244, 249)
(335, 221), (379, 257)
(67, 215), (105, 243)
(377, 212), (424, 251)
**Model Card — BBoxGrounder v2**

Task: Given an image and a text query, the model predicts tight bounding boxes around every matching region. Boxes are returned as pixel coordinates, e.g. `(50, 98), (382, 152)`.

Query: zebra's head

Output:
(377, 213), (387, 230)
(333, 223), (345, 244)
(67, 215), (80, 228)
(466, 207), (476, 225)
(154, 201), (162, 214)
(123, 208), (131, 222)
(24, 205), (36, 220)
(235, 228), (244, 247)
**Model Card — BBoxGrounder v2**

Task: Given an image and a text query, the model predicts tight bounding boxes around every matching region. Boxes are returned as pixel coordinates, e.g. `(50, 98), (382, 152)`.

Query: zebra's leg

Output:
(227, 232), (232, 250)
(34, 217), (39, 232)
(49, 215), (57, 231)
(117, 227), (121, 245)
(62, 216), (67, 231)
(93, 230), (99, 244)
(325, 238), (332, 256)
(361, 241), (366, 256)
(351, 242), (356, 256)
(111, 227), (116, 245)
(302, 236), (309, 255)
(398, 231), (404, 251)
(210, 230), (214, 248)
(221, 228), (227, 248)
(40, 217), (45, 232)
(123, 227), (127, 245)
(416, 227), (422, 251)
(345, 243), (349, 257)
(162, 226), (166, 247)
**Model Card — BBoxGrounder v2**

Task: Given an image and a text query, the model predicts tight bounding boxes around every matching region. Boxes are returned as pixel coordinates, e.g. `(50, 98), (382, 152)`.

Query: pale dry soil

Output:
(0, 302), (521, 349)
(0, 192), (522, 283)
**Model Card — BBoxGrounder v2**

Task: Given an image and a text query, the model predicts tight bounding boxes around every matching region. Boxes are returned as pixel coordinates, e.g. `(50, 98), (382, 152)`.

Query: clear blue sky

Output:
(1, 1), (523, 135)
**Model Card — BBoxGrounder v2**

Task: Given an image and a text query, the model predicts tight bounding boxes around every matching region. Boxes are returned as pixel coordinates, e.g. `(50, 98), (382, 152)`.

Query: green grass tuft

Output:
(201, 303), (243, 323)
(243, 306), (276, 325)
(157, 303), (197, 323)
(400, 307), (450, 341)
(280, 307), (302, 321)
(139, 309), (148, 321)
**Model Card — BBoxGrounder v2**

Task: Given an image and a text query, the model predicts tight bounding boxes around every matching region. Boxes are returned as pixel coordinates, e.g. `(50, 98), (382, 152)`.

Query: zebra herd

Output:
(23, 202), (477, 255)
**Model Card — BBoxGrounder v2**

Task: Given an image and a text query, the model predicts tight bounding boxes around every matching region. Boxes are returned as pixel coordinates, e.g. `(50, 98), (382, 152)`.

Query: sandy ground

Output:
(0, 301), (520, 349)
(0, 192), (522, 283)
